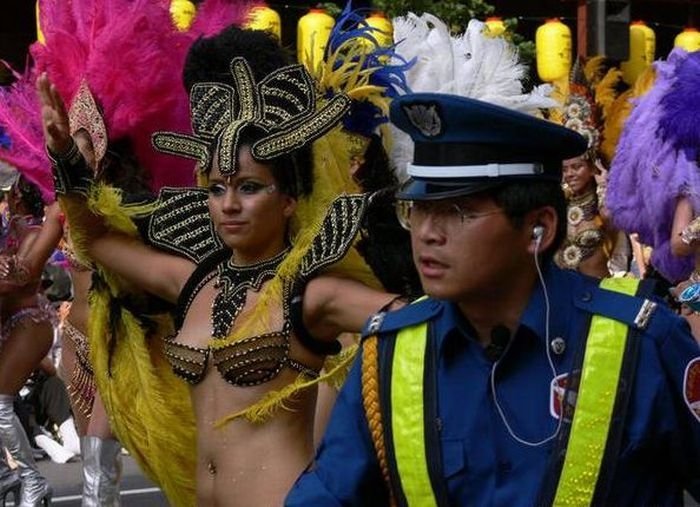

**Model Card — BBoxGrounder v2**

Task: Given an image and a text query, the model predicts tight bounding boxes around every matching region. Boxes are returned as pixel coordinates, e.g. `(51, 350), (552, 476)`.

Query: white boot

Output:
(58, 419), (81, 456)
(81, 436), (121, 507)
(34, 434), (75, 464)
(0, 394), (52, 506)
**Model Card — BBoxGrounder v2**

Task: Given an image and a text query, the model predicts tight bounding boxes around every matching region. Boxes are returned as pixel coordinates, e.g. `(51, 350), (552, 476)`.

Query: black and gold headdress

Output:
(152, 57), (351, 175)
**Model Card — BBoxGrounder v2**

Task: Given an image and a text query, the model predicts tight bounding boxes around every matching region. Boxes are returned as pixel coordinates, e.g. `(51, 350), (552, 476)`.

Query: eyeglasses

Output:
(208, 180), (277, 199)
(396, 199), (503, 231)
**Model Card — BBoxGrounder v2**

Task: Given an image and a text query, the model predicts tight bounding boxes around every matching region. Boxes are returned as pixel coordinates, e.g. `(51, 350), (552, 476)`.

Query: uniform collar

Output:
(436, 263), (575, 354)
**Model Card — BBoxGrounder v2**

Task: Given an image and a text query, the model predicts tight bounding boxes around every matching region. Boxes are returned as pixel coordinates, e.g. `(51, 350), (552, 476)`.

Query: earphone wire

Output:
(490, 233), (563, 447)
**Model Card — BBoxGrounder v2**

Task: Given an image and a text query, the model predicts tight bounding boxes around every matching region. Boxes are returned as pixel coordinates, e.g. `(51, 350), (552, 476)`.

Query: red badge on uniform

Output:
(684, 358), (700, 423)
(550, 372), (578, 421)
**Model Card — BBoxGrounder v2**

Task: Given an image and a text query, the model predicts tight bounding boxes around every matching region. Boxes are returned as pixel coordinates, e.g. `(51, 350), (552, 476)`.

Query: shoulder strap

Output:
(543, 277), (649, 506)
(174, 248), (230, 331)
(361, 314), (449, 507)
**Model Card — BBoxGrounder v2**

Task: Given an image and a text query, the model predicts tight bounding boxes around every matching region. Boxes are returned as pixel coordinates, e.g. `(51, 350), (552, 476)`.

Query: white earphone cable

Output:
(490, 233), (563, 447)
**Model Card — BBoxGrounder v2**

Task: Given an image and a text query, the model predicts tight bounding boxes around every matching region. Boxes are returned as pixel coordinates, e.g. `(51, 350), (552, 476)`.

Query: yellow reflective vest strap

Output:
(552, 276), (639, 506)
(390, 321), (438, 507)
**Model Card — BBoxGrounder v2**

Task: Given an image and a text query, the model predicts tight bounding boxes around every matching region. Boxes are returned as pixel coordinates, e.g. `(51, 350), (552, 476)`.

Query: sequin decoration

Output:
(146, 187), (223, 263)
(68, 81), (108, 166)
(211, 248), (289, 339)
(152, 58), (351, 176)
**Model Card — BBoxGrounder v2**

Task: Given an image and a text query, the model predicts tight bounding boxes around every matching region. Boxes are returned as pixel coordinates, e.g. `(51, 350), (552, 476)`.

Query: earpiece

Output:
(532, 225), (545, 241)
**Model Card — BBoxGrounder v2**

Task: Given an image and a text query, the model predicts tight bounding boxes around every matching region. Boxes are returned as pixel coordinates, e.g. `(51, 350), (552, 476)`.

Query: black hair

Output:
(488, 180), (567, 262)
(209, 127), (313, 199)
(99, 137), (153, 196)
(353, 134), (398, 191)
(267, 143), (313, 198)
(353, 135), (423, 296)
(15, 175), (44, 219)
(183, 26), (294, 93)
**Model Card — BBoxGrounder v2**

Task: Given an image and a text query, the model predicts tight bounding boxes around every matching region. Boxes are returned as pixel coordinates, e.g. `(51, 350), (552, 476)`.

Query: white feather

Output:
(389, 15), (557, 181)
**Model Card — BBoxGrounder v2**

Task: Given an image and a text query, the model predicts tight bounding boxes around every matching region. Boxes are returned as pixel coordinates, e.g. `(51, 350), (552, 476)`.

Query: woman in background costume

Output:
(0, 172), (62, 506)
(607, 48), (700, 319)
(39, 9), (408, 507)
(552, 62), (623, 278)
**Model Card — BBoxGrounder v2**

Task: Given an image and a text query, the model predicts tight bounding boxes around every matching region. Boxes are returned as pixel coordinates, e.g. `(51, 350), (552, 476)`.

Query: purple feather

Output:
(659, 50), (700, 161)
(607, 49), (698, 283)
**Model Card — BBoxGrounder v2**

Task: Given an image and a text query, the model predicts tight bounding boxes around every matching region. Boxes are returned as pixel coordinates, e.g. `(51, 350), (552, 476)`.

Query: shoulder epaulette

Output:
(361, 298), (442, 339)
(142, 187), (223, 264)
(297, 194), (368, 281)
(574, 279), (659, 331)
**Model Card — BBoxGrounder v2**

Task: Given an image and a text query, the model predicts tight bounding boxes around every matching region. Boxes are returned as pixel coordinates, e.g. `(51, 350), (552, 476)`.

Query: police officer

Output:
(285, 94), (700, 506)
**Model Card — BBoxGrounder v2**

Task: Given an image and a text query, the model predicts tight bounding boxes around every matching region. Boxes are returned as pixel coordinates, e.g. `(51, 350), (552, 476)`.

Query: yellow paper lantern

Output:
(245, 5), (281, 40)
(621, 21), (656, 85)
(674, 27), (700, 52)
(365, 11), (393, 47)
(297, 8), (335, 71)
(536, 18), (572, 82)
(170, 0), (196, 32)
(36, 1), (45, 44)
(484, 16), (506, 37)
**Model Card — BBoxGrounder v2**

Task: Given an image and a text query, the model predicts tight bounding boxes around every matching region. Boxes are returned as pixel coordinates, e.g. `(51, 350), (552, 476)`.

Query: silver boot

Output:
(0, 453), (21, 507)
(0, 394), (52, 507)
(81, 436), (122, 507)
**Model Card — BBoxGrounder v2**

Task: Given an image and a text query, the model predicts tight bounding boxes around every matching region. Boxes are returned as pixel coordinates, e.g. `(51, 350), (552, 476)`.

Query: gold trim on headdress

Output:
(68, 80), (108, 166)
(555, 59), (603, 157)
(152, 58), (351, 176)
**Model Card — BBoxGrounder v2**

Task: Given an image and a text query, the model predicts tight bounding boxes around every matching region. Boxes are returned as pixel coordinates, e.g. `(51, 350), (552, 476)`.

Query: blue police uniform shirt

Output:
(286, 265), (700, 506)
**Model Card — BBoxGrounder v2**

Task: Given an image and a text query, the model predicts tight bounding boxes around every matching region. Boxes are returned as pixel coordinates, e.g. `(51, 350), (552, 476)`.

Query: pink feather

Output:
(28, 0), (257, 191)
(0, 64), (54, 202)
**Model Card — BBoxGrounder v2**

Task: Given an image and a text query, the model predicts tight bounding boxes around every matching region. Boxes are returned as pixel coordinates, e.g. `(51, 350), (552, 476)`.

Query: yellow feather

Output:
(584, 55), (606, 84)
(600, 66), (656, 164)
(594, 68), (623, 119)
(59, 188), (197, 506)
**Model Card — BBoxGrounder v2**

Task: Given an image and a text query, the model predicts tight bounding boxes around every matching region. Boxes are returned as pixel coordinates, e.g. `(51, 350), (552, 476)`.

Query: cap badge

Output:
(403, 103), (442, 138)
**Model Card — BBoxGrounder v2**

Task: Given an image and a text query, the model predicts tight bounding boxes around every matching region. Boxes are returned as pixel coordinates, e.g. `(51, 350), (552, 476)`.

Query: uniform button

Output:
(550, 337), (566, 355)
(580, 291), (592, 302)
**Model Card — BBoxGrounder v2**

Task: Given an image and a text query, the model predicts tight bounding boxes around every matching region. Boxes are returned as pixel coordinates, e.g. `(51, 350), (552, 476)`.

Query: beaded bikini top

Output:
(163, 248), (319, 387)
(140, 188), (369, 387)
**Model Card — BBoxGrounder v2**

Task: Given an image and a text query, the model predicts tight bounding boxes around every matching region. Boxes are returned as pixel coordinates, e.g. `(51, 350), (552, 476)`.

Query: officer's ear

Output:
(525, 207), (557, 256)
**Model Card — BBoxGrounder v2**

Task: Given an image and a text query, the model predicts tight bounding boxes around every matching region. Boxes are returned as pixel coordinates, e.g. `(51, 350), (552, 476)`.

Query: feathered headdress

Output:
(555, 59), (603, 157)
(0, 65), (54, 202)
(388, 14), (556, 180)
(31, 0), (254, 191)
(659, 50), (700, 162)
(606, 48), (696, 283)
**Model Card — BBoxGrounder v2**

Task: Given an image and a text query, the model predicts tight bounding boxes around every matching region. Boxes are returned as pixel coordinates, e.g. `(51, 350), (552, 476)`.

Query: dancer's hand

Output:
(37, 72), (72, 155)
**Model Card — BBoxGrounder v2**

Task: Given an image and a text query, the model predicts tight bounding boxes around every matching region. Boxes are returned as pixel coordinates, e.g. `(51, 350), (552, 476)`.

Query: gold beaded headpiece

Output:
(560, 60), (603, 158)
(152, 57), (351, 176)
(68, 80), (108, 166)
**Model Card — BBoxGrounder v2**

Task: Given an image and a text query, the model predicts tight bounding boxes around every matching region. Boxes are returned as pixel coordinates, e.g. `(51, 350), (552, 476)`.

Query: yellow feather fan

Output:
(600, 66), (656, 164)
(59, 188), (197, 506)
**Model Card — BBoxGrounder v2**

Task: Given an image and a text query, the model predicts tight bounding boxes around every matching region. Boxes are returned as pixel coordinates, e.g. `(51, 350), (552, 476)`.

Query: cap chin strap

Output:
(407, 162), (543, 178)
